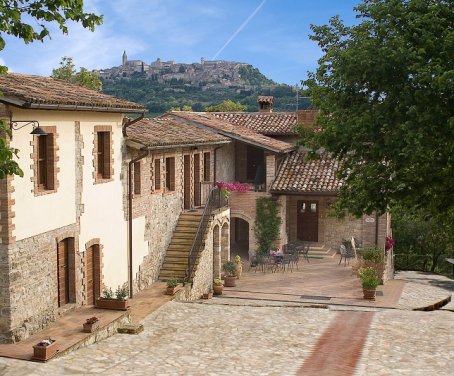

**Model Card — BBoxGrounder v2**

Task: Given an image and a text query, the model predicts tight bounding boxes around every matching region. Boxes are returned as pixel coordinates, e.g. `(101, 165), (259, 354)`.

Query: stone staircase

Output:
(159, 211), (202, 281)
(307, 244), (337, 259)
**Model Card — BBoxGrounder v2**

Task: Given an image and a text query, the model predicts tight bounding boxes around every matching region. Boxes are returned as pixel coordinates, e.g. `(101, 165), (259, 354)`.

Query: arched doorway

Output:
(212, 225), (221, 278)
(230, 217), (250, 261)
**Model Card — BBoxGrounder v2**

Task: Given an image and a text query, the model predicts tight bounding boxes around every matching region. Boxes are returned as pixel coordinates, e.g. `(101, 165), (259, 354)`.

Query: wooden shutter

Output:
(166, 157), (175, 191)
(133, 161), (141, 195)
(38, 135), (47, 188)
(46, 134), (55, 189)
(204, 152), (210, 181)
(154, 159), (161, 190)
(57, 239), (69, 307)
(194, 154), (201, 206)
(102, 132), (111, 179)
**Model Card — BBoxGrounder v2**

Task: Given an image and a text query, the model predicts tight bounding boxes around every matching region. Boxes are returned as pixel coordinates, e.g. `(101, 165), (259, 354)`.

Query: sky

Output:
(1, 0), (361, 85)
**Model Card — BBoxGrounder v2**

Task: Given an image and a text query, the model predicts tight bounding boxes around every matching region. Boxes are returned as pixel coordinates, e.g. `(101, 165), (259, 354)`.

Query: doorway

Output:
(230, 217), (250, 260)
(183, 155), (191, 209)
(57, 237), (75, 307)
(86, 244), (101, 305)
(297, 200), (319, 242)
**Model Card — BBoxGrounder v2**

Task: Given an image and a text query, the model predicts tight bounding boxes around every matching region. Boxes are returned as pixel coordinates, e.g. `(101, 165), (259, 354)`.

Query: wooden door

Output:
(297, 201), (319, 242)
(184, 155), (191, 209)
(194, 154), (201, 207)
(86, 245), (101, 305)
(57, 239), (70, 307)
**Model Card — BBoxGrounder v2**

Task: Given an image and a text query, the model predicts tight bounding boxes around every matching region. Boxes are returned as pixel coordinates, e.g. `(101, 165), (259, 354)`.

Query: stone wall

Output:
(177, 208), (230, 301)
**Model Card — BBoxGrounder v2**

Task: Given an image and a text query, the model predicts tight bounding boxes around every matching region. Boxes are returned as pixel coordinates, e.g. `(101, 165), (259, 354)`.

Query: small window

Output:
(311, 203), (317, 213)
(96, 131), (111, 179)
(300, 203), (306, 213)
(133, 161), (141, 195)
(37, 134), (55, 190)
(154, 159), (161, 190)
(165, 157), (175, 191)
(203, 152), (211, 181)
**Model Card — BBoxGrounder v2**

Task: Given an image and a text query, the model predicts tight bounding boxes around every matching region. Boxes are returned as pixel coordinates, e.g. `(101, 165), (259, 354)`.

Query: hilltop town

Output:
(95, 51), (270, 91)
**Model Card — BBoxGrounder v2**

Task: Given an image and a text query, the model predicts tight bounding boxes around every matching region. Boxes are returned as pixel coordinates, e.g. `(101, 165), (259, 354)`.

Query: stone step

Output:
(166, 244), (191, 252)
(163, 256), (189, 264)
(170, 238), (195, 245)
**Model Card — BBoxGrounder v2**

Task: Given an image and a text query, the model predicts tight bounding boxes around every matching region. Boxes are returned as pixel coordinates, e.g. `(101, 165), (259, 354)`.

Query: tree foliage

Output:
(205, 99), (247, 112)
(0, 122), (23, 178)
(254, 197), (282, 256)
(301, 0), (454, 220)
(52, 56), (102, 91)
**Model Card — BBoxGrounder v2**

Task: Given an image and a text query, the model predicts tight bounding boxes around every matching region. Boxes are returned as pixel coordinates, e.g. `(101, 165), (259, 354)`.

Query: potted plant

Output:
(213, 278), (224, 295)
(234, 255), (243, 279)
(83, 316), (99, 333)
(359, 267), (379, 300)
(32, 338), (57, 361)
(223, 260), (237, 287)
(165, 277), (179, 295)
(361, 247), (385, 284)
(202, 289), (213, 299)
(95, 285), (129, 310)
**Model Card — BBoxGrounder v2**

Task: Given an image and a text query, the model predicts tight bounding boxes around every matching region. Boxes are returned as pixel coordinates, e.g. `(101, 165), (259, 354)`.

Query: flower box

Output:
(95, 298), (128, 311)
(166, 287), (176, 295)
(32, 339), (58, 361)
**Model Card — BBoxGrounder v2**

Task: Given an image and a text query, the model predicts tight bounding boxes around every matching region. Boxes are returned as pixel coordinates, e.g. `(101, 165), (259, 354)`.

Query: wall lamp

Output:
(10, 120), (47, 136)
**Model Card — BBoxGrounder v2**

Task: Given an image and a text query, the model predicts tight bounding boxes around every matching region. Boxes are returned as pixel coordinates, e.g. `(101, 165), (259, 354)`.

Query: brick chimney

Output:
(258, 96), (274, 113)
(296, 109), (318, 127)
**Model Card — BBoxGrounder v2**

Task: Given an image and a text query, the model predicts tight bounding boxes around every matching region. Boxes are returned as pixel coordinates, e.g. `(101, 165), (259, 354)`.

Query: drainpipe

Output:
(123, 113), (144, 137)
(128, 150), (149, 298)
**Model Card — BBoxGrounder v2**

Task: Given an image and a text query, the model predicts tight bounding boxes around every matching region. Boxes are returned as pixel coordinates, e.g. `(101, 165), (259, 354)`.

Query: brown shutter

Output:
(194, 154), (200, 206)
(170, 157), (175, 191)
(204, 152), (210, 182)
(102, 132), (111, 179)
(154, 159), (161, 190)
(46, 134), (55, 190)
(57, 239), (69, 307)
(133, 161), (141, 195)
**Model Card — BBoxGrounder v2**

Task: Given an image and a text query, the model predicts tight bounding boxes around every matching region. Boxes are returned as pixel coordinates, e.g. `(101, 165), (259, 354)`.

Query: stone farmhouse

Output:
(0, 75), (391, 343)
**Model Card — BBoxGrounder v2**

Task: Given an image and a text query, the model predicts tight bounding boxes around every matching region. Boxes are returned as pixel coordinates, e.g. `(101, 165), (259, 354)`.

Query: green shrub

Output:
(361, 248), (384, 264)
(254, 197), (282, 256)
(223, 261), (236, 276)
(166, 277), (179, 288)
(359, 268), (379, 290)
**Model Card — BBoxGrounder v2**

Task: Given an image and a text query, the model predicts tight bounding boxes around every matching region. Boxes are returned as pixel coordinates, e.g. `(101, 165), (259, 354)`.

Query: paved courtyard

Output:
(0, 300), (452, 376)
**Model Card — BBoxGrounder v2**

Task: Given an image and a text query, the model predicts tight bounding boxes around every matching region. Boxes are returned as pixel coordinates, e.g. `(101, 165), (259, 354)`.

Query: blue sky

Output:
(1, 0), (360, 85)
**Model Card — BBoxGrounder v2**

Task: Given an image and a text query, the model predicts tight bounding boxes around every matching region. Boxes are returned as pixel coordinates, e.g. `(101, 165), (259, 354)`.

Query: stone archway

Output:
(212, 225), (221, 279)
(221, 222), (230, 262)
(230, 216), (250, 261)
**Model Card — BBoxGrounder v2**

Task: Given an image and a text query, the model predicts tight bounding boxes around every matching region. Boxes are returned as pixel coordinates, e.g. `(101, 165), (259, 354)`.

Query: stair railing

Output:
(184, 186), (226, 284)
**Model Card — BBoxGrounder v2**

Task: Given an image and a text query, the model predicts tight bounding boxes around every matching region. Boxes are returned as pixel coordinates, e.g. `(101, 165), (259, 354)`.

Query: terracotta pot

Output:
(83, 322), (99, 333)
(32, 341), (58, 361)
(166, 287), (176, 295)
(213, 285), (224, 295)
(224, 275), (236, 287)
(202, 291), (213, 299)
(363, 288), (376, 300)
(95, 298), (129, 310)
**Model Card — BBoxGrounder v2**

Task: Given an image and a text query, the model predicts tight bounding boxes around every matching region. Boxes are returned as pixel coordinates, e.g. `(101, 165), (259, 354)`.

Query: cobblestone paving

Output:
(356, 310), (454, 376)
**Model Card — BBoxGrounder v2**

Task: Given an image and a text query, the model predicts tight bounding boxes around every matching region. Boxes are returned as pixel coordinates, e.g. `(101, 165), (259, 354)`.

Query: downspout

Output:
(128, 149), (149, 298)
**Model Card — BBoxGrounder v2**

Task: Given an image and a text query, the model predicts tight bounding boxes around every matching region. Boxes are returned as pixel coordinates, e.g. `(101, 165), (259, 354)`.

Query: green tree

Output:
(0, 0), (102, 178)
(254, 197), (282, 256)
(205, 99), (247, 112)
(52, 57), (102, 91)
(301, 0), (454, 220)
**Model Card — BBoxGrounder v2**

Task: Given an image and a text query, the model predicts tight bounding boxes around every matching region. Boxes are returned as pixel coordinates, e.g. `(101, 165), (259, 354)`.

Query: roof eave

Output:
(268, 190), (339, 196)
(126, 139), (231, 151)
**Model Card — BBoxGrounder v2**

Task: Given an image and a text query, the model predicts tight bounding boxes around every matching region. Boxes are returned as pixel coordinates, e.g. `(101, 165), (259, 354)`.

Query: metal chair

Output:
(274, 254), (293, 273)
(298, 244), (310, 263)
(339, 243), (354, 266)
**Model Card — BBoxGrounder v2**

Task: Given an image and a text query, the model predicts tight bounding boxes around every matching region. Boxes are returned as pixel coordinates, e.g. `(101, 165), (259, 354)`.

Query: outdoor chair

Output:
(291, 250), (300, 270)
(339, 243), (354, 266)
(274, 254), (293, 273)
(298, 244), (310, 263)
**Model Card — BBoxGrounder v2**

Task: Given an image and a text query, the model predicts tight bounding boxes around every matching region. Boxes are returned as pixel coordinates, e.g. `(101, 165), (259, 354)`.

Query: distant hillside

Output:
(98, 53), (309, 114)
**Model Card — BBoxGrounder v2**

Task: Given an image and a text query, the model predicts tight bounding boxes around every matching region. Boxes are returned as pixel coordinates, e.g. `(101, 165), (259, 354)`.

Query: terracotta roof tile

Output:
(270, 150), (342, 194)
(211, 112), (298, 136)
(127, 117), (230, 148)
(0, 73), (144, 112)
(162, 112), (295, 153)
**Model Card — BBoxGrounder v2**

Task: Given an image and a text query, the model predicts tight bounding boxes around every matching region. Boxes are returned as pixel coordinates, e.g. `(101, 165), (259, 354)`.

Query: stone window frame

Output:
(93, 126), (114, 184)
(31, 126), (59, 196)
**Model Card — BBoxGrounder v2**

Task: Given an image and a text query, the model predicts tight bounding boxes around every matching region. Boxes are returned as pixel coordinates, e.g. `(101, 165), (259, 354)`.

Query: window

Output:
(203, 152), (211, 181)
(154, 159), (161, 190)
(165, 157), (175, 191)
(37, 134), (55, 190)
(96, 131), (111, 179)
(133, 161), (141, 195)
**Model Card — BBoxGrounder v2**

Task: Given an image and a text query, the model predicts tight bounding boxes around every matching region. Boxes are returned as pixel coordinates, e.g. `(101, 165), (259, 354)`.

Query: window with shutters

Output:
(203, 152), (211, 182)
(154, 159), (161, 191)
(133, 161), (141, 195)
(33, 126), (58, 195)
(93, 127), (113, 183)
(165, 156), (175, 191)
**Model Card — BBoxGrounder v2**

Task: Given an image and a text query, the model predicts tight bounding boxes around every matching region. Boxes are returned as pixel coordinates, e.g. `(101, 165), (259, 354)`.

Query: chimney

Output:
(257, 96), (274, 113)
(296, 109), (318, 128)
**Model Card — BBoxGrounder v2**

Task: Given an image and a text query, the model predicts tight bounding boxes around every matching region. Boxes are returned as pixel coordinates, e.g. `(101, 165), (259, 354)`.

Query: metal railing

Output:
(185, 187), (227, 284)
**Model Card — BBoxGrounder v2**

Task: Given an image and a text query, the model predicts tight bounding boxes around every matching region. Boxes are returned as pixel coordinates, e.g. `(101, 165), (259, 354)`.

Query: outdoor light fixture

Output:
(10, 120), (47, 136)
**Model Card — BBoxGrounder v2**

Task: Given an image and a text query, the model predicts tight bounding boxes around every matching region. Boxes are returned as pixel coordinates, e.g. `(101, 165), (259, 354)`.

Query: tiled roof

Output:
(126, 117), (230, 148)
(0, 73), (144, 112)
(162, 112), (295, 153)
(211, 112), (298, 136)
(270, 150), (342, 194)
(257, 96), (274, 104)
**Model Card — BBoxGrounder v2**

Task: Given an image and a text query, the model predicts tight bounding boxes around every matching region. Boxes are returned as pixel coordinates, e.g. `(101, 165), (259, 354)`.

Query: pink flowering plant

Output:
(85, 316), (99, 324)
(36, 338), (55, 347)
(215, 181), (251, 199)
(385, 236), (396, 251)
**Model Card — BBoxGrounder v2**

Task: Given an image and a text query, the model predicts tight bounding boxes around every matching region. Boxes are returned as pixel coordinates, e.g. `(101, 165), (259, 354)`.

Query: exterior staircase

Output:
(159, 211), (202, 281)
(307, 244), (337, 259)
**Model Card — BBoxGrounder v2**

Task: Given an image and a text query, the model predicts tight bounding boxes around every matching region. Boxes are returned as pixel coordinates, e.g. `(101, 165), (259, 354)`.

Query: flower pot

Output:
(95, 298), (129, 310)
(32, 341), (58, 361)
(363, 288), (376, 300)
(166, 287), (176, 295)
(83, 322), (99, 333)
(202, 291), (213, 299)
(213, 284), (224, 295)
(224, 275), (236, 287)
